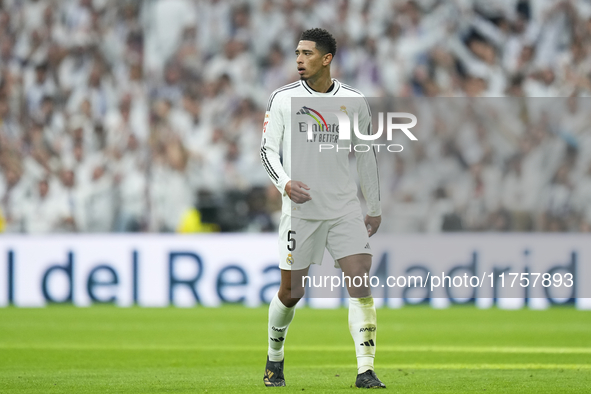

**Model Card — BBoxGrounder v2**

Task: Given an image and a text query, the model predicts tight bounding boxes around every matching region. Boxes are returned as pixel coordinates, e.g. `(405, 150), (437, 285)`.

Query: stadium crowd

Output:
(1, 0), (591, 233)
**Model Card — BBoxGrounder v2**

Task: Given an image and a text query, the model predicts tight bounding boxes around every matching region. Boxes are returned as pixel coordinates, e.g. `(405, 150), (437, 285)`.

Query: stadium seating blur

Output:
(1, 0), (591, 233)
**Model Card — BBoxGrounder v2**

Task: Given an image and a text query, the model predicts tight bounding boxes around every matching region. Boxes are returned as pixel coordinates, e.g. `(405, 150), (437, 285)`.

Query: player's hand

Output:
(286, 180), (311, 204)
(365, 215), (381, 237)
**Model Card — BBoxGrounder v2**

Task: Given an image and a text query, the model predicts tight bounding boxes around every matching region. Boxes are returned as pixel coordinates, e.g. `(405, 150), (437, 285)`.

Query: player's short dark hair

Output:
(300, 28), (337, 57)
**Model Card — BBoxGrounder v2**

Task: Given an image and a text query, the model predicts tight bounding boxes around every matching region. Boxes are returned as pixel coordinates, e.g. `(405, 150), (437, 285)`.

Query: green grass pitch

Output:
(0, 305), (590, 393)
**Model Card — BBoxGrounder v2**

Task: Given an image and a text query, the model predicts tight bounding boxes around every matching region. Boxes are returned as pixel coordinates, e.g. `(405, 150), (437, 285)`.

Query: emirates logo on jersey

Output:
(296, 106), (329, 131)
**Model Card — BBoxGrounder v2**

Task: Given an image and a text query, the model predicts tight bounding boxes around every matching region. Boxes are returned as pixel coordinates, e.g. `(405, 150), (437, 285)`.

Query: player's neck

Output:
(304, 71), (333, 93)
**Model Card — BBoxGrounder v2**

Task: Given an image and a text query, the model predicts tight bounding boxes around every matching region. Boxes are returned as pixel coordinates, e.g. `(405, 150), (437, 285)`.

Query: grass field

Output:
(0, 306), (590, 393)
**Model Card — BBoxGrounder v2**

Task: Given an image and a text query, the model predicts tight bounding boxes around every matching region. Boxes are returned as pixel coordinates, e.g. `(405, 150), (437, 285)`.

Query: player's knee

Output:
(278, 287), (303, 308)
(279, 281), (305, 296)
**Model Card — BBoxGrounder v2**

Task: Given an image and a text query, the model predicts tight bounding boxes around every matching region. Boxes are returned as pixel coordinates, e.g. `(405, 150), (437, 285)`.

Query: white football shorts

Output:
(278, 209), (372, 270)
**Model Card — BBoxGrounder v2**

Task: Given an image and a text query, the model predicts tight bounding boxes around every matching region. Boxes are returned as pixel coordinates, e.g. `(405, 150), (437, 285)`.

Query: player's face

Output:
(295, 40), (331, 80)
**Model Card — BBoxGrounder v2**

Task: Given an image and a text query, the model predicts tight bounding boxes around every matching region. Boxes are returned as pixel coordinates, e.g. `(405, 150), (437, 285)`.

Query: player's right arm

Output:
(260, 95), (311, 204)
(260, 95), (290, 194)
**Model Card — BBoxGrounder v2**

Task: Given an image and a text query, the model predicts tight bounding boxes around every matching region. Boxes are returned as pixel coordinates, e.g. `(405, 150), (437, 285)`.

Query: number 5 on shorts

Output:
(287, 230), (296, 251)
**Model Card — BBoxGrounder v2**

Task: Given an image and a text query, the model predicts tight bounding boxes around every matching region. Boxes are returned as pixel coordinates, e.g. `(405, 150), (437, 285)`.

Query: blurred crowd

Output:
(375, 97), (591, 233)
(1, 0), (591, 233)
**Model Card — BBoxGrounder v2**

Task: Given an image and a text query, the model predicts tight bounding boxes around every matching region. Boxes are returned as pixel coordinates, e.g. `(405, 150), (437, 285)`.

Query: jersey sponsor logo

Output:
(297, 106), (339, 143)
(297, 121), (339, 133)
(359, 326), (376, 332)
(296, 106), (329, 131)
(286, 253), (294, 265)
(296, 106), (340, 143)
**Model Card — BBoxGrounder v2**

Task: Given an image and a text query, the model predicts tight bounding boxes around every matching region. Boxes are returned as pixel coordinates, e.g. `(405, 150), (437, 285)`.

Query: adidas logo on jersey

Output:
(364, 243), (370, 249)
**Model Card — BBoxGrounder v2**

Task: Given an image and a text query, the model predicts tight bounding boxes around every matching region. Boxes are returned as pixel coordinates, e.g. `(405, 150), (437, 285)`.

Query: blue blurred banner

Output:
(0, 234), (589, 309)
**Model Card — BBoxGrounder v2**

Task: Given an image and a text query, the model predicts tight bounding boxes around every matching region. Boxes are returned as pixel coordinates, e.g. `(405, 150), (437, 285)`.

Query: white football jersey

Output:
(260, 79), (381, 220)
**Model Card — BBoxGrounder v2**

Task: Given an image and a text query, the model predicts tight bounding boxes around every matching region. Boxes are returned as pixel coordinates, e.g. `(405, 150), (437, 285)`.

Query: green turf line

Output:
(320, 363), (591, 370)
(2, 343), (590, 354)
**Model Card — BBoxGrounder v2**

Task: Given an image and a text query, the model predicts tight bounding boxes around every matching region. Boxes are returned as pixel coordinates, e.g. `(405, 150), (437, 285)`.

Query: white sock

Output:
(268, 293), (296, 362)
(349, 296), (377, 374)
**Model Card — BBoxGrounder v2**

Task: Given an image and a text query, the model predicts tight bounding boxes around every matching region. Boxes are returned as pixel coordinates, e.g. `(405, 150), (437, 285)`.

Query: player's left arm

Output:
(353, 98), (381, 237)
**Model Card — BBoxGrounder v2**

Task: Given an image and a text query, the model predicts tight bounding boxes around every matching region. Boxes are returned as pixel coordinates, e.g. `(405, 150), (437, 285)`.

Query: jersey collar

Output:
(300, 79), (341, 96)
